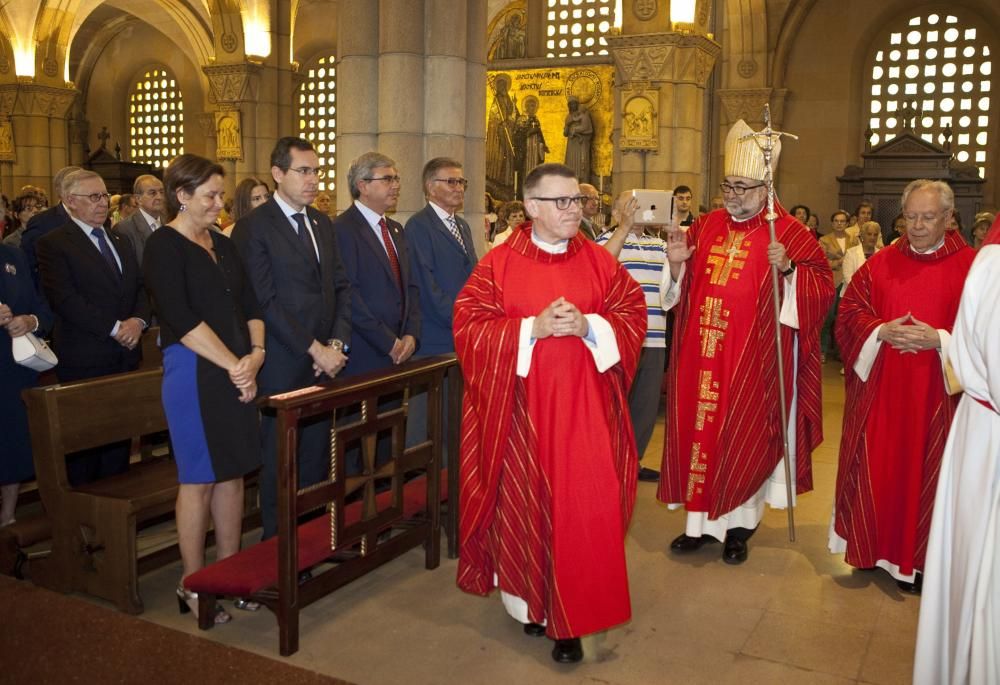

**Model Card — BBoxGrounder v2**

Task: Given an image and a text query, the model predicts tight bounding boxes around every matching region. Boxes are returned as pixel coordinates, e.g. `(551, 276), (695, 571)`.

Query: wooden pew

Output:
(184, 355), (462, 656)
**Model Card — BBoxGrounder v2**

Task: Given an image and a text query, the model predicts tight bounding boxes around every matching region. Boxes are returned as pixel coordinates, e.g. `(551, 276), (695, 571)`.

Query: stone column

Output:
(202, 62), (263, 197)
(336, 0), (379, 211)
(3, 81), (77, 197)
(607, 31), (720, 199)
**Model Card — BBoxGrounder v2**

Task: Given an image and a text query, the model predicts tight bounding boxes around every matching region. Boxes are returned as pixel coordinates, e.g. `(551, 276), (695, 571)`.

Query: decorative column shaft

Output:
(3, 82), (78, 197)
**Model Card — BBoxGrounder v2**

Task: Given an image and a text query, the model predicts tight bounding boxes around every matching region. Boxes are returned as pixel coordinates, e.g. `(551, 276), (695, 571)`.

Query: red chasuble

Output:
(453, 225), (646, 639)
(834, 231), (975, 574)
(657, 205), (833, 517)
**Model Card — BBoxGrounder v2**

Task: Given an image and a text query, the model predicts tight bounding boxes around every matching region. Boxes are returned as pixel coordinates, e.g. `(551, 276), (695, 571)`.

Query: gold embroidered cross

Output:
(706, 231), (749, 285)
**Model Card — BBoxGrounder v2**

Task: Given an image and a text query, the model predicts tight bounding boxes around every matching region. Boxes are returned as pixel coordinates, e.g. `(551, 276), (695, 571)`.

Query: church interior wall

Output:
(82, 21), (209, 162)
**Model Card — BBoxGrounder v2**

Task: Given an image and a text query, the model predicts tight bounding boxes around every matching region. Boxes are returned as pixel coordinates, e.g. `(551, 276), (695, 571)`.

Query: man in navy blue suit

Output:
(333, 151), (421, 474)
(332, 151), (420, 376)
(404, 157), (477, 459)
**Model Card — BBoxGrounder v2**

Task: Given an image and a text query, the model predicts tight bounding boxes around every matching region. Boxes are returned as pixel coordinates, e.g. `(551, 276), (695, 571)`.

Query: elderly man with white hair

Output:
(831, 179), (976, 593)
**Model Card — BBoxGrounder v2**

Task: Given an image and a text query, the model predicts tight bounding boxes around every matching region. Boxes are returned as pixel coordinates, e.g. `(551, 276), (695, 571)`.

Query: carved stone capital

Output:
(197, 112), (217, 138)
(202, 61), (262, 107)
(607, 33), (720, 87)
(717, 88), (788, 127)
(9, 83), (79, 118)
(0, 85), (19, 118)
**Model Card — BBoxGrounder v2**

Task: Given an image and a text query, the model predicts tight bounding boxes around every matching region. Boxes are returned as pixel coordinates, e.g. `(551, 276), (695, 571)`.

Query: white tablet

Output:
(630, 189), (674, 225)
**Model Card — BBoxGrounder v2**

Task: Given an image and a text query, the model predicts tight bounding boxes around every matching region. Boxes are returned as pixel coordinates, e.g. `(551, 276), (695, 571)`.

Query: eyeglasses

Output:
(71, 192), (111, 203)
(433, 178), (469, 189)
(364, 175), (401, 185)
(903, 211), (947, 226)
(719, 182), (765, 196)
(528, 196), (587, 210)
(143, 188), (165, 197)
(287, 166), (326, 179)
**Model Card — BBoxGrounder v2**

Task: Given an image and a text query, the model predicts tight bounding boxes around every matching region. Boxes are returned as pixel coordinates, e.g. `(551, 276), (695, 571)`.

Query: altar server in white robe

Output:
(914, 241), (1000, 685)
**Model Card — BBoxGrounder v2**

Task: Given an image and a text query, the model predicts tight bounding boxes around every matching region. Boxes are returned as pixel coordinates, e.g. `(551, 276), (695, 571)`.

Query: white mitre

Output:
(724, 119), (781, 181)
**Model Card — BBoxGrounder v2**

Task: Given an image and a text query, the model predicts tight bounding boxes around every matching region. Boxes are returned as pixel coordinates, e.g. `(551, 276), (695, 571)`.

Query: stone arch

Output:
(721, 0), (768, 87)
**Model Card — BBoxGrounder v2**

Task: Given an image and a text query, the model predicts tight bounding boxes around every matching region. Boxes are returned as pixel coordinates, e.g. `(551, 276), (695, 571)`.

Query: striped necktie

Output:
(445, 215), (466, 253)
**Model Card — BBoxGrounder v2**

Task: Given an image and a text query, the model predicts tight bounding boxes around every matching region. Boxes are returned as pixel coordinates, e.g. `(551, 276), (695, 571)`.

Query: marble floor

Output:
(127, 362), (920, 685)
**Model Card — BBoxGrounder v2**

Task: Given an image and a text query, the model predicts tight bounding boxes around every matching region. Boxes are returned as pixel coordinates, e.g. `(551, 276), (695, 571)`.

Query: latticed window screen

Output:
(298, 55), (337, 192)
(866, 10), (992, 178)
(545, 0), (616, 58)
(128, 67), (184, 168)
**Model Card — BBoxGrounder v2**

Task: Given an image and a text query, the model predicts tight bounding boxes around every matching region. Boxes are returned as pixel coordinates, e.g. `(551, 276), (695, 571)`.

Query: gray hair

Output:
(54, 165), (83, 200)
(901, 179), (954, 213)
(62, 170), (105, 195)
(347, 151), (397, 199)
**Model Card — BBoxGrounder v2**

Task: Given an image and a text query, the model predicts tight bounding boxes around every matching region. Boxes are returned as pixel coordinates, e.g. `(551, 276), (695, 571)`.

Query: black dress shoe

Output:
(523, 622), (546, 637)
(637, 467), (660, 483)
(897, 572), (923, 594)
(670, 533), (709, 552)
(551, 637), (583, 663)
(722, 534), (748, 565)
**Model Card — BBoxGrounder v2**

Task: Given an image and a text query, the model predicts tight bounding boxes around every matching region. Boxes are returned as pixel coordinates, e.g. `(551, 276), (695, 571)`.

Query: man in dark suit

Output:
(333, 151), (421, 475)
(36, 170), (150, 484)
(20, 165), (81, 287)
(578, 182), (601, 240)
(232, 136), (352, 540)
(113, 174), (164, 266)
(333, 151), (420, 376)
(404, 157), (477, 459)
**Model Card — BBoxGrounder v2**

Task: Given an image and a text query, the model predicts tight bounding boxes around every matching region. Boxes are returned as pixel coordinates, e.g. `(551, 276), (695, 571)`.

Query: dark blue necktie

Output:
(92, 227), (121, 277)
(292, 213), (317, 263)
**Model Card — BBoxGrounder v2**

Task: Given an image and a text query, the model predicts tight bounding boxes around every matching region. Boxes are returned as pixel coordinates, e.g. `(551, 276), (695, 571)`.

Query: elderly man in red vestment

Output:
(453, 163), (646, 664)
(830, 179), (975, 593)
(659, 119), (834, 565)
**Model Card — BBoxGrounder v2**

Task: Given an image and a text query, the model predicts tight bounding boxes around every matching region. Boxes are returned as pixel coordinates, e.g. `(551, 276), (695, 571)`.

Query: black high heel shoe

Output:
(176, 584), (232, 624)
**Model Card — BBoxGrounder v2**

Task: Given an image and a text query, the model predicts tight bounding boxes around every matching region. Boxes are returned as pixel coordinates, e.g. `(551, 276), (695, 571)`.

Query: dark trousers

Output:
(259, 412), (330, 540)
(821, 288), (843, 357)
(628, 346), (666, 460)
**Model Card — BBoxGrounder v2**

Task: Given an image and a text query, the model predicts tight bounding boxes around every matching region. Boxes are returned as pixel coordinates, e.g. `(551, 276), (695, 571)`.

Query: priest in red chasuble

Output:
(658, 119), (834, 564)
(830, 179), (975, 593)
(453, 163), (646, 664)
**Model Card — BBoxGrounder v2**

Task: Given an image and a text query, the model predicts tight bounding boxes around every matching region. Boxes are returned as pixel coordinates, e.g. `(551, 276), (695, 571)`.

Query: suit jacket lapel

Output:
(349, 205), (398, 286)
(67, 225), (121, 288)
(266, 199), (319, 273)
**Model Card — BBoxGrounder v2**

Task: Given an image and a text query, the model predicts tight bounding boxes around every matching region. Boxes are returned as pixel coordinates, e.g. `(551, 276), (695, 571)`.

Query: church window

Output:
(128, 67), (184, 168)
(298, 55), (336, 192)
(545, 0), (617, 58)
(866, 11), (992, 177)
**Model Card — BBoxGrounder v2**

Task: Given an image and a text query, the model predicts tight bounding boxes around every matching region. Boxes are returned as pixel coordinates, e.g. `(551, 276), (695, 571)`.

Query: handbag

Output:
(11, 331), (58, 372)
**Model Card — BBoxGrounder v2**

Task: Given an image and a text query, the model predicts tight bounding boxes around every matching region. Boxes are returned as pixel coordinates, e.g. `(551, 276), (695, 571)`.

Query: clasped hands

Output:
(0, 304), (35, 337)
(389, 334), (416, 365)
(229, 350), (264, 403)
(532, 297), (588, 339)
(113, 318), (144, 350)
(309, 340), (348, 378)
(878, 313), (941, 353)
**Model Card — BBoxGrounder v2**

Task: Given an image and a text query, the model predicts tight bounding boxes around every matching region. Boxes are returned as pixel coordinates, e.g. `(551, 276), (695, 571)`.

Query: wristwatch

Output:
(328, 338), (349, 353)
(781, 261), (796, 277)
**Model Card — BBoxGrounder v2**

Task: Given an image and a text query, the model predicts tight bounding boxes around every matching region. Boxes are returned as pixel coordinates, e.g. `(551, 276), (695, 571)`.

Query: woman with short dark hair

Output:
(143, 153), (265, 623)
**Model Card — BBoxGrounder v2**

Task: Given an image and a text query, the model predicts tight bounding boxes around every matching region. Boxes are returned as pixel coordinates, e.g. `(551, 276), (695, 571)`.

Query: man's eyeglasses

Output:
(528, 196), (587, 210)
(364, 175), (401, 185)
(288, 166), (326, 179)
(71, 192), (111, 203)
(903, 211), (947, 226)
(719, 182), (765, 196)
(433, 178), (469, 189)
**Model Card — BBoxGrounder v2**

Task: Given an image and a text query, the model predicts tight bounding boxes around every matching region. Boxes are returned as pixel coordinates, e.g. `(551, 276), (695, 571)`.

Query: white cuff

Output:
(581, 314), (621, 373)
(936, 329), (952, 380)
(660, 263), (686, 311)
(779, 268), (799, 329)
(853, 327), (883, 381)
(516, 317), (536, 378)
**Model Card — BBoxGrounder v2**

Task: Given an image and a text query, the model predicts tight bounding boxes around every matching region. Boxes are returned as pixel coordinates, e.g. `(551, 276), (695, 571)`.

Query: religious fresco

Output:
(486, 65), (614, 201)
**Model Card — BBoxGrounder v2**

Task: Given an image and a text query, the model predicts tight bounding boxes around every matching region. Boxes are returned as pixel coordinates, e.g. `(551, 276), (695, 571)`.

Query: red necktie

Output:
(379, 217), (402, 290)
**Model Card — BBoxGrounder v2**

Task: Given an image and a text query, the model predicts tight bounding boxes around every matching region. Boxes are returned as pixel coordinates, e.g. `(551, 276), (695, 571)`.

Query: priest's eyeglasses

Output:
(529, 196), (587, 210)
(902, 211), (946, 226)
(364, 175), (402, 185)
(719, 182), (765, 196)
(433, 178), (469, 189)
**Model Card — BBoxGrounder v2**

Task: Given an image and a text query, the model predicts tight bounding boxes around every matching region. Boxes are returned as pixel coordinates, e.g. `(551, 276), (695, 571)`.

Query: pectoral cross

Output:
(725, 242), (742, 263)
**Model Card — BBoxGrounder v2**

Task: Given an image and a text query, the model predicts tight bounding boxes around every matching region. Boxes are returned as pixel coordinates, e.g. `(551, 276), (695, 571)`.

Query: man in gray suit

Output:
(113, 174), (164, 266)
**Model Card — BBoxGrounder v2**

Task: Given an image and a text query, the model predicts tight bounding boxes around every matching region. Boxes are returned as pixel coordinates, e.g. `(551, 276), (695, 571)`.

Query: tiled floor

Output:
(129, 362), (919, 685)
